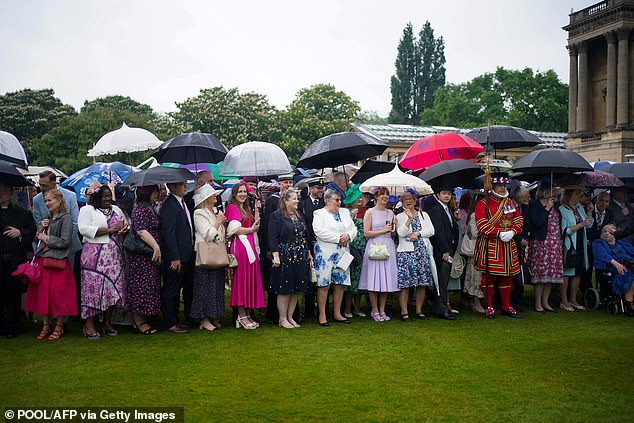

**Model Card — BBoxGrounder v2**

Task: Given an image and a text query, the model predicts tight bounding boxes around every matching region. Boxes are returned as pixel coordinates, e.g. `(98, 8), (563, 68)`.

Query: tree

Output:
(420, 67), (568, 132)
(389, 22), (446, 125)
(170, 86), (279, 148)
(356, 110), (389, 125)
(81, 95), (155, 117)
(277, 83), (360, 164)
(0, 88), (77, 159)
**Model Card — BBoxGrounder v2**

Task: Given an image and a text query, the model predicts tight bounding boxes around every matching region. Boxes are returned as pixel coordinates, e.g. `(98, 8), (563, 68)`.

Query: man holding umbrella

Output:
(474, 172), (524, 319)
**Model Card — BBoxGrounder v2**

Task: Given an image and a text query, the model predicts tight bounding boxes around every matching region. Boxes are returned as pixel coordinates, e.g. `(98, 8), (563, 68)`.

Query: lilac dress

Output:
(359, 208), (399, 292)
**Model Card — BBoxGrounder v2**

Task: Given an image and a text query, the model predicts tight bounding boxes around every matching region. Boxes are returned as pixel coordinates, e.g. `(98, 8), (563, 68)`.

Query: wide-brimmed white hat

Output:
(193, 184), (224, 208)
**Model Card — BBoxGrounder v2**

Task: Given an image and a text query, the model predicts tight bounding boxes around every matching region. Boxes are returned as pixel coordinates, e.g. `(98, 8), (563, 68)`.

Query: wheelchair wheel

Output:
(584, 288), (601, 310)
(607, 301), (619, 315)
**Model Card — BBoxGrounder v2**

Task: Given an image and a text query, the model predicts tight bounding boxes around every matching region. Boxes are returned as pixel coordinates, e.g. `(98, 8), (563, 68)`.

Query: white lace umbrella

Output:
(87, 123), (162, 156)
(220, 141), (292, 177)
(360, 164), (433, 195)
(0, 130), (28, 169)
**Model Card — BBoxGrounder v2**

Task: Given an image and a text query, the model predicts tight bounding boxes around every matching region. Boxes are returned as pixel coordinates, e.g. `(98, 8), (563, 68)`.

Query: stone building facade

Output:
(564, 0), (634, 162)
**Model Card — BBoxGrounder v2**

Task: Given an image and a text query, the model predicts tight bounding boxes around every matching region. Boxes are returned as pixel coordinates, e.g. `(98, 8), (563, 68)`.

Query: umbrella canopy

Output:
(221, 141), (292, 177)
(359, 164), (433, 195)
(476, 158), (512, 172)
(465, 125), (543, 150)
(152, 132), (228, 165)
(0, 160), (32, 186)
(602, 163), (634, 187)
(61, 162), (139, 203)
(122, 166), (193, 188)
(351, 160), (397, 184)
(87, 123), (163, 156)
(511, 149), (592, 175)
(555, 171), (624, 189)
(0, 130), (28, 169)
(590, 160), (616, 170)
(297, 132), (389, 169)
(420, 159), (483, 191)
(399, 132), (483, 171)
(161, 161), (237, 181)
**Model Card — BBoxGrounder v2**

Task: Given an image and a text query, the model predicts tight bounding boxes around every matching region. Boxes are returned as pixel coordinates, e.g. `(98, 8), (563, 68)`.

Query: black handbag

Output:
(123, 229), (153, 256)
(563, 233), (579, 269)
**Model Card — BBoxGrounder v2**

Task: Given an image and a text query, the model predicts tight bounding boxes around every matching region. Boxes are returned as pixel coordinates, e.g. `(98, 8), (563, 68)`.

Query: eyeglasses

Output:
(333, 198), (342, 202)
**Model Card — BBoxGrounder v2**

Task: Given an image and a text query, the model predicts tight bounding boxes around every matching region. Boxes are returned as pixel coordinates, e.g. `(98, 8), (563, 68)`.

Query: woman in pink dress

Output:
(25, 189), (77, 340)
(226, 182), (264, 329)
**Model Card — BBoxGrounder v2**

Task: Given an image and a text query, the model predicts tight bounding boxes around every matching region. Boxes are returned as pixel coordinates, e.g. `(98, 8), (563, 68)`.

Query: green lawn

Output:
(2, 289), (633, 422)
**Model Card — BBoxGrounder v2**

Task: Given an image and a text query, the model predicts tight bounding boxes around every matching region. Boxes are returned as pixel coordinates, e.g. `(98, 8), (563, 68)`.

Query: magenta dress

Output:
(226, 204), (264, 309)
(25, 257), (77, 316)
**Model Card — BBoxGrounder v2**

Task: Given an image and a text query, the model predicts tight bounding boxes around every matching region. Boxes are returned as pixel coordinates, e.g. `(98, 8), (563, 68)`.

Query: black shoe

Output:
(400, 314), (411, 322)
(543, 308), (558, 314)
(437, 313), (456, 320)
(334, 318), (351, 324)
(318, 321), (330, 327)
(502, 307), (523, 318)
(415, 313), (429, 321)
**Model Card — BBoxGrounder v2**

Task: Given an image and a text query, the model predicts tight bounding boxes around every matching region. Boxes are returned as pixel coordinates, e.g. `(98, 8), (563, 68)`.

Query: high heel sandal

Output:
(279, 320), (295, 329)
(235, 316), (256, 330)
(48, 324), (64, 340)
(199, 320), (216, 331)
(82, 327), (101, 340)
(133, 321), (158, 335)
(36, 325), (51, 340)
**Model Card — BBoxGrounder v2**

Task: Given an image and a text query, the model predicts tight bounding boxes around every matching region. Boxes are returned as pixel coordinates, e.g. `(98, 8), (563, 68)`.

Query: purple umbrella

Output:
(556, 171), (624, 189)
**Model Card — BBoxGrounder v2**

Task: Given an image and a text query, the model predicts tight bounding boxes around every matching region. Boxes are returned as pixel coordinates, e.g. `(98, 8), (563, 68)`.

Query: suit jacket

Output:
(259, 193), (280, 253)
(608, 201), (634, 243)
(33, 186), (81, 253)
(0, 204), (36, 265)
(587, 208), (614, 243)
(299, 196), (325, 249)
(426, 198), (459, 263)
(160, 194), (194, 263)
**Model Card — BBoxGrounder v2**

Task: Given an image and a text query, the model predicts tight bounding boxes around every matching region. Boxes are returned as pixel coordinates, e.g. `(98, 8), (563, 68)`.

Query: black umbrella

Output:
(297, 132), (389, 169)
(419, 159), (483, 190)
(602, 163), (634, 187)
(465, 125), (543, 150)
(0, 160), (32, 186)
(122, 166), (194, 187)
(152, 132), (228, 165)
(350, 160), (396, 184)
(465, 125), (544, 150)
(511, 149), (592, 174)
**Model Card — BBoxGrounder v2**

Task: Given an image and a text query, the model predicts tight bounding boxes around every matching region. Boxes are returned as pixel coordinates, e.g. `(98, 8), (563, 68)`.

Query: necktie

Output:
(181, 198), (193, 234)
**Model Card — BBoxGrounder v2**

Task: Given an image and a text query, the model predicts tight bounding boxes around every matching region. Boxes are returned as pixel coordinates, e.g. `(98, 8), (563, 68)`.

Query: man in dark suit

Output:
(511, 187), (531, 309)
(586, 190), (615, 292)
(160, 181), (194, 333)
(260, 173), (294, 324)
(608, 187), (634, 244)
(424, 187), (459, 320)
(299, 177), (325, 319)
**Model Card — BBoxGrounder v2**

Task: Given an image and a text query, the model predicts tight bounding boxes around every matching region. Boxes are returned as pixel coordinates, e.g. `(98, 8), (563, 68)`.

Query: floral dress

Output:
(529, 208), (564, 284)
(397, 215), (433, 289)
(80, 209), (126, 319)
(127, 204), (161, 316)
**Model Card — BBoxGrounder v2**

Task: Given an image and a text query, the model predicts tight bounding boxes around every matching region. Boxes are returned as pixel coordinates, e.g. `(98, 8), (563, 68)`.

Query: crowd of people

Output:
(2, 167), (634, 340)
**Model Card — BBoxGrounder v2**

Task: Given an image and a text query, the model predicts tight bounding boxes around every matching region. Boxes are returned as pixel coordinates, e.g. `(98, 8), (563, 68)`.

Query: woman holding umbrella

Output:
(559, 188), (592, 311)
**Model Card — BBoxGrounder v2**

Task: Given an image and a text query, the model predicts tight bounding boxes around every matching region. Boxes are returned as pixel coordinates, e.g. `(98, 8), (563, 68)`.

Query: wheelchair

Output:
(583, 269), (626, 315)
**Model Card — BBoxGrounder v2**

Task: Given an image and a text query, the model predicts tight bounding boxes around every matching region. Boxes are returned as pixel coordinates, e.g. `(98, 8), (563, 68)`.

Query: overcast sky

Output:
(0, 0), (592, 117)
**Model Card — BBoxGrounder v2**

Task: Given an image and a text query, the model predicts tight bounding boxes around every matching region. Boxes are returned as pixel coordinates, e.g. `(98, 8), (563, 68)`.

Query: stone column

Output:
(577, 42), (589, 133)
(605, 31), (617, 129)
(617, 28), (630, 128)
(567, 44), (578, 133)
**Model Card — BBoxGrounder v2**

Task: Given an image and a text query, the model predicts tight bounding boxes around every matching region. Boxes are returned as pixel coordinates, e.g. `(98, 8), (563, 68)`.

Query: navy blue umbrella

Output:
(62, 162), (138, 202)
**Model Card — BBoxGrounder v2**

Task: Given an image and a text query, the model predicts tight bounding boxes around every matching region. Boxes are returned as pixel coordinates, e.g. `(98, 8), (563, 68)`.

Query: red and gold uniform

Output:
(474, 193), (523, 317)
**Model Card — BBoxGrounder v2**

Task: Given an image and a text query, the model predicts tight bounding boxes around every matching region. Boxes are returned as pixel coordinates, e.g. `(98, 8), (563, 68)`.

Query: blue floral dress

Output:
(397, 215), (433, 289)
(314, 212), (350, 287)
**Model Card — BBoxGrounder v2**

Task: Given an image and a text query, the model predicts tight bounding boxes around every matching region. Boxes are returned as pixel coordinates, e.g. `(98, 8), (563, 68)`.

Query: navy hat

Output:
(306, 177), (325, 187)
(278, 173), (294, 181)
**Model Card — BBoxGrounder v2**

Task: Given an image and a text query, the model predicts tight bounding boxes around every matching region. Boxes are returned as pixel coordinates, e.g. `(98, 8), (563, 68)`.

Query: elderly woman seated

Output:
(592, 224), (634, 316)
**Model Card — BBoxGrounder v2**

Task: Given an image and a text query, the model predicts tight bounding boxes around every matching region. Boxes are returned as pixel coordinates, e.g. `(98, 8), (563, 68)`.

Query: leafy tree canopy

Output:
(356, 110), (389, 125)
(420, 67), (568, 132)
(277, 83), (360, 164)
(0, 88), (77, 158)
(81, 95), (155, 117)
(170, 86), (278, 148)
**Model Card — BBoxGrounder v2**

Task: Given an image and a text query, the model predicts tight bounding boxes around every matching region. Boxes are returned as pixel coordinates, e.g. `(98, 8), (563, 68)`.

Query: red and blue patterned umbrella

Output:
(556, 171), (624, 188)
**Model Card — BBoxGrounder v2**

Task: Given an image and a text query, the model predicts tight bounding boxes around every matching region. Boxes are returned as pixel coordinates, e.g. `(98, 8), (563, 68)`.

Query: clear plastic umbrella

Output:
(87, 123), (162, 156)
(220, 141), (292, 177)
(0, 130), (28, 169)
